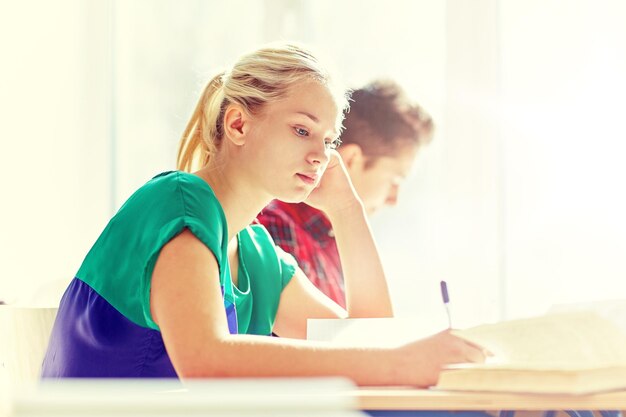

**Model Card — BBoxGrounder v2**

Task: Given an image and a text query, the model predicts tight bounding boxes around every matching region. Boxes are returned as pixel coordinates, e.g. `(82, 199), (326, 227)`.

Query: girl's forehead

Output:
(272, 82), (342, 125)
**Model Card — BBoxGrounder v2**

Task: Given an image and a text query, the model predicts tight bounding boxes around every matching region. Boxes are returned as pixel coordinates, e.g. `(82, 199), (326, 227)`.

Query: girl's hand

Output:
(394, 330), (487, 387)
(304, 150), (361, 217)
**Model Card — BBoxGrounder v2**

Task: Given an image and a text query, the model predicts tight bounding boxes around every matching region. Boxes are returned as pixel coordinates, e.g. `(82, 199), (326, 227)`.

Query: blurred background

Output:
(1, 0), (625, 329)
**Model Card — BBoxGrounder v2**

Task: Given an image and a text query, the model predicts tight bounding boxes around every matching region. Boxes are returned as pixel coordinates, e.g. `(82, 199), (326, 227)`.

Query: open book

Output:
(437, 310), (626, 394)
(308, 306), (626, 394)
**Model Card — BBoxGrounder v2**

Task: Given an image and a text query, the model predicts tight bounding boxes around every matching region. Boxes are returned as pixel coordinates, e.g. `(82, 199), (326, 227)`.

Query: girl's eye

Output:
(294, 127), (309, 137)
(325, 137), (342, 150)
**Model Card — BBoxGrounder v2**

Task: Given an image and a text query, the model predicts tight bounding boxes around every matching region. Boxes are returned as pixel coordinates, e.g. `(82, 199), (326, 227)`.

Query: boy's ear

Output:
(223, 104), (248, 146)
(338, 143), (365, 172)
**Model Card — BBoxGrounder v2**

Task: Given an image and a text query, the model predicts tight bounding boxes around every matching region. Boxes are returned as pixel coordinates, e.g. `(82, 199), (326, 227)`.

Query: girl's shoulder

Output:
(142, 170), (215, 196)
(109, 171), (228, 252)
(122, 170), (221, 215)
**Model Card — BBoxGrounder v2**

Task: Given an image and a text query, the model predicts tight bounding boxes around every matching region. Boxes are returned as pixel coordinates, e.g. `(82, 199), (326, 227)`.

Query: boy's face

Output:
(346, 143), (420, 215)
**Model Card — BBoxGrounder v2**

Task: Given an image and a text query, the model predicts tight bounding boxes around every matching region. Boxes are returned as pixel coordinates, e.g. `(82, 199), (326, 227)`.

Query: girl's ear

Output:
(338, 143), (365, 172)
(223, 104), (249, 146)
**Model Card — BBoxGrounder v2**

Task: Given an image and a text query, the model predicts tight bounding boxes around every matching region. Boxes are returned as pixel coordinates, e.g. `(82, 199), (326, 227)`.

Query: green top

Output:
(76, 171), (297, 335)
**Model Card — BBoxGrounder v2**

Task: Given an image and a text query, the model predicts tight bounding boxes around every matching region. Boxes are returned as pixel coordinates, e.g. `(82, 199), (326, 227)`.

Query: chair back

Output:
(0, 307), (58, 386)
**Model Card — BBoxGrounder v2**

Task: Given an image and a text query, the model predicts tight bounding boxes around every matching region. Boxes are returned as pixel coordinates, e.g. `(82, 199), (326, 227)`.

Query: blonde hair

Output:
(177, 43), (348, 172)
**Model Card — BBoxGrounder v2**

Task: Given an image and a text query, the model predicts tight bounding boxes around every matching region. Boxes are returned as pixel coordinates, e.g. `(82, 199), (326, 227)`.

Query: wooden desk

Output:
(353, 387), (626, 411)
(4, 380), (626, 415)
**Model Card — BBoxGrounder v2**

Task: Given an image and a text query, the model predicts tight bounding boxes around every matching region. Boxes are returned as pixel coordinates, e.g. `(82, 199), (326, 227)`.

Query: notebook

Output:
(307, 317), (438, 347)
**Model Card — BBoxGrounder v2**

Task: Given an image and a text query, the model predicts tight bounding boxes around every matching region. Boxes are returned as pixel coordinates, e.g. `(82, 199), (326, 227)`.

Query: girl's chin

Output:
(276, 196), (307, 204)
(275, 190), (312, 204)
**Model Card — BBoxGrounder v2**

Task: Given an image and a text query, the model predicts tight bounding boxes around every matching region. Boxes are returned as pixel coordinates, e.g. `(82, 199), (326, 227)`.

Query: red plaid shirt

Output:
(256, 201), (345, 308)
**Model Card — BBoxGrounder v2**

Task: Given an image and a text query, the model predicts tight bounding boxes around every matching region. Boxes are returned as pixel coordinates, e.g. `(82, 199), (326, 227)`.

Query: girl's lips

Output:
(296, 173), (317, 185)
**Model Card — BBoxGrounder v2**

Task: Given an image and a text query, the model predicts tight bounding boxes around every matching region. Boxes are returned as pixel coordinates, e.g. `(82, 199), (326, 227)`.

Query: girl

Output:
(42, 43), (485, 385)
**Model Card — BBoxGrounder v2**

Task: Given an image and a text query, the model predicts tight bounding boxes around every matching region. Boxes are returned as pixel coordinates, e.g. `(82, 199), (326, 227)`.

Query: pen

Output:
(440, 280), (452, 329)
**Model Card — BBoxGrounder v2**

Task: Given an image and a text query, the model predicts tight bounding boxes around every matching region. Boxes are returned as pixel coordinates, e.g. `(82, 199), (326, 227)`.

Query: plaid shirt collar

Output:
(272, 201), (335, 243)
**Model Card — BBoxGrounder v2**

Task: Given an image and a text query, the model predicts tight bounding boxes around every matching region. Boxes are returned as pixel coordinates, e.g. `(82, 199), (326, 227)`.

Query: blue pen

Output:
(440, 280), (452, 329)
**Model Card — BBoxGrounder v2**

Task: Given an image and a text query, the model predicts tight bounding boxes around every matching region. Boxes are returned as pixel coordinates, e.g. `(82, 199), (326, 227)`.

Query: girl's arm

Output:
(304, 151), (393, 318)
(150, 229), (485, 384)
(272, 267), (346, 339)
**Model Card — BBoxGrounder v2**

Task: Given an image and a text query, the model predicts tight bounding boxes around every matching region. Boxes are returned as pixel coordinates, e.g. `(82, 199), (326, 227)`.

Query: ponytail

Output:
(177, 71), (226, 172)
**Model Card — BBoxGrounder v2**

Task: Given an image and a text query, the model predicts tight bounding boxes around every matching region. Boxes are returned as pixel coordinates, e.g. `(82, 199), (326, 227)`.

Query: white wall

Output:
(112, 0), (269, 206)
(0, 1), (111, 304)
(374, 0), (626, 325)
(499, 0), (626, 318)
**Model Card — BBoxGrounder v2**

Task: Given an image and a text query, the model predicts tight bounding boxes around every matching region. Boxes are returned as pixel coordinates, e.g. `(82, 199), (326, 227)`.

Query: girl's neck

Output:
(194, 163), (271, 241)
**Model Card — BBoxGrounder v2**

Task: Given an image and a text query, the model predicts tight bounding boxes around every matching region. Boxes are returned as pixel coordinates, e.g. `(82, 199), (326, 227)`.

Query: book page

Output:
(548, 299), (626, 333)
(453, 311), (626, 368)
